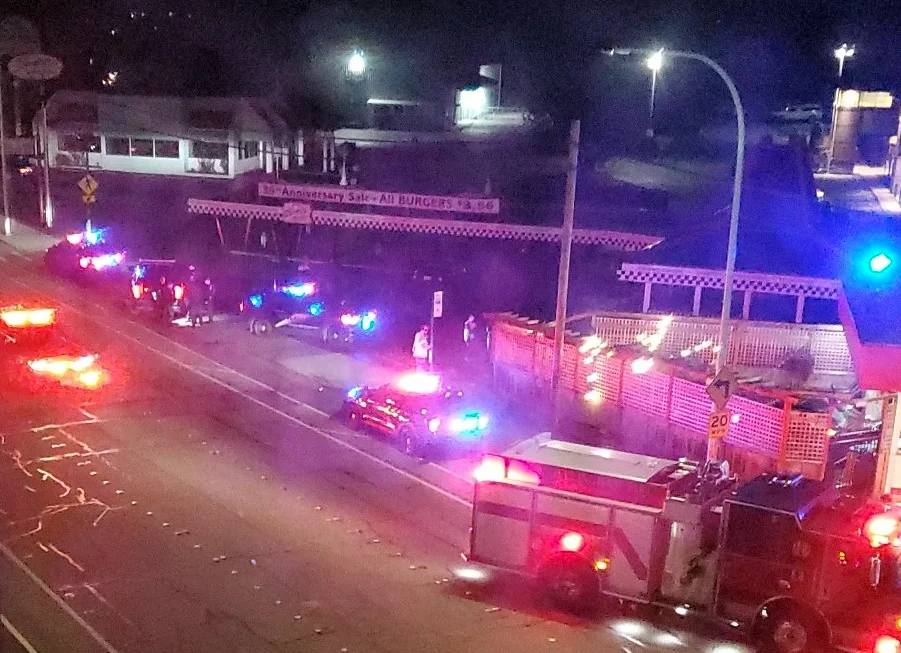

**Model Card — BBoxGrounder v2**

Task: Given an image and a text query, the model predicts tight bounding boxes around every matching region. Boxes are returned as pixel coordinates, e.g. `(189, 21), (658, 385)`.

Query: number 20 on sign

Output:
(708, 410), (730, 440)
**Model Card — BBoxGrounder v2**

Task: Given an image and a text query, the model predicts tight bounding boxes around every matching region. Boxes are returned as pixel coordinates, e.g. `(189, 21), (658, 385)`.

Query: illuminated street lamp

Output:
(612, 47), (745, 463)
(834, 43), (855, 78)
(646, 49), (663, 136)
(347, 50), (366, 78)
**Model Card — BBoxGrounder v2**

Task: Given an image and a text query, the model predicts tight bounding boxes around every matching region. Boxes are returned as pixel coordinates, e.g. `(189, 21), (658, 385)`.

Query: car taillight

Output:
(173, 284), (185, 300)
(560, 532), (586, 552)
(1, 308), (56, 327)
(875, 635), (900, 653)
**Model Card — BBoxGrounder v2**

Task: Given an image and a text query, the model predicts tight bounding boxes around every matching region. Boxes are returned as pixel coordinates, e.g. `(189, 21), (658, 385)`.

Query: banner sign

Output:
(258, 182), (500, 215)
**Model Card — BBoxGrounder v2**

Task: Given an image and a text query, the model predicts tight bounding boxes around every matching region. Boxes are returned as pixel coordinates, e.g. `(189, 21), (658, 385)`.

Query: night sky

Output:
(4, 0), (901, 127)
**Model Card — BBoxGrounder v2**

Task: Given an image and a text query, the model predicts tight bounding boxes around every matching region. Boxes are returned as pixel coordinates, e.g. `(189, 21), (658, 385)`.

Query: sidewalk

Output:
(0, 218), (59, 255)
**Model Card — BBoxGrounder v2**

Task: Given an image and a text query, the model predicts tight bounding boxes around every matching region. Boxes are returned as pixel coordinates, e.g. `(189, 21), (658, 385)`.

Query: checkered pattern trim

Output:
(618, 263), (840, 299)
(188, 199), (283, 221)
(186, 199), (663, 251)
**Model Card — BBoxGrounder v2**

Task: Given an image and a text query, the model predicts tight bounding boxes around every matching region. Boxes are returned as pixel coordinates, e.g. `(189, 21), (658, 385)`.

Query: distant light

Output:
(631, 357), (654, 374)
(361, 311), (377, 331)
(730, 413), (741, 424)
(674, 604), (690, 616)
(340, 312), (362, 327)
(584, 390), (603, 404)
(870, 253), (893, 273)
(834, 43), (855, 60)
(459, 87), (487, 115)
(646, 48), (664, 72)
(308, 302), (323, 316)
(594, 559), (609, 571)
(347, 51), (366, 76)
(428, 417), (442, 433)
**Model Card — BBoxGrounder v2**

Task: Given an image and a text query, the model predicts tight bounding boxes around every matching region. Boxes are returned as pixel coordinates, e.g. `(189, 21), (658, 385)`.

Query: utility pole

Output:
(84, 144), (91, 233)
(551, 119), (580, 432)
(0, 68), (11, 236)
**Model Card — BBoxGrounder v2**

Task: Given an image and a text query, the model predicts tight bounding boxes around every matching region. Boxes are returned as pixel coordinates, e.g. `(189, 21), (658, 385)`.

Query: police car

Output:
(241, 275), (378, 345)
(1, 304), (108, 391)
(44, 229), (126, 279)
(129, 261), (214, 325)
(344, 372), (490, 456)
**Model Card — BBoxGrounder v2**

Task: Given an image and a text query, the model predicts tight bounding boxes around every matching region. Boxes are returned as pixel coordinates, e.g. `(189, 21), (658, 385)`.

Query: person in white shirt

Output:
(412, 325), (431, 370)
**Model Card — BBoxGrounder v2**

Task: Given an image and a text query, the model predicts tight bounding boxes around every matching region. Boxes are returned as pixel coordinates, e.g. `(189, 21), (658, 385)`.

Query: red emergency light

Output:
(875, 635), (900, 653)
(864, 512), (901, 548)
(1, 308), (56, 328)
(559, 531), (585, 552)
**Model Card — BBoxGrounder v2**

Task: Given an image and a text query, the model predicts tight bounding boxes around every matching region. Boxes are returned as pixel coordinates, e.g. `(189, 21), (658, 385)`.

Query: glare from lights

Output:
(559, 531), (585, 552)
(611, 620), (647, 638)
(459, 87), (488, 115)
(730, 413), (741, 424)
(655, 633), (682, 647)
(428, 417), (442, 433)
(586, 372), (600, 383)
(708, 644), (748, 653)
(631, 356), (654, 374)
(646, 49), (664, 72)
(594, 558), (609, 571)
(453, 567), (488, 582)
(870, 253), (893, 273)
(875, 636), (901, 653)
(674, 604), (690, 616)
(584, 390), (603, 404)
(834, 43), (855, 60)
(395, 372), (441, 394)
(347, 51), (366, 76)
(102, 71), (119, 87)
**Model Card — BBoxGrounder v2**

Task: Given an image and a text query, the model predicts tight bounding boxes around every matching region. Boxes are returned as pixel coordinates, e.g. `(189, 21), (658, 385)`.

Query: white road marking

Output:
(0, 542), (121, 653)
(7, 275), (473, 508)
(1, 614), (40, 653)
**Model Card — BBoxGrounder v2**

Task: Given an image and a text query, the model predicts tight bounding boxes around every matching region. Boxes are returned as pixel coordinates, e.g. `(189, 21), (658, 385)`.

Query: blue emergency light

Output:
(248, 294), (263, 308)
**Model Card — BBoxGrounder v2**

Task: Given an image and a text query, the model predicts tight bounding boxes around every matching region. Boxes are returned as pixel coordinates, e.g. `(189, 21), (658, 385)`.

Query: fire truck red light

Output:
(560, 532), (585, 552)
(875, 635), (900, 653)
(473, 456), (505, 483)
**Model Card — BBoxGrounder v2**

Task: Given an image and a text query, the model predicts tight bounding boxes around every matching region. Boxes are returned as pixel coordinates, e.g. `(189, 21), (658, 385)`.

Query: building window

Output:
(59, 133), (101, 153)
(130, 138), (154, 157)
(154, 139), (179, 158)
(239, 140), (259, 160)
(106, 137), (130, 155)
(190, 140), (229, 160)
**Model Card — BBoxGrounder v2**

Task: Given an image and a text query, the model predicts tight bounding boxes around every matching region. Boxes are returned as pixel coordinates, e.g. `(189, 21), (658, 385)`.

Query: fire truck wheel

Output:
(755, 603), (827, 653)
(540, 556), (599, 614)
(345, 406), (362, 430)
(250, 319), (273, 336)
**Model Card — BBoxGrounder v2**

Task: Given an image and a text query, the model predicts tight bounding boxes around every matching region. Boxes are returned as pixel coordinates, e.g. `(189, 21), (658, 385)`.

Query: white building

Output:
(36, 91), (289, 179)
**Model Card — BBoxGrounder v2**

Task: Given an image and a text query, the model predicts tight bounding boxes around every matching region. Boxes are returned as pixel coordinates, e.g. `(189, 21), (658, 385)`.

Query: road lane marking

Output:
(7, 275), (474, 507)
(0, 543), (121, 653)
(1, 614), (40, 653)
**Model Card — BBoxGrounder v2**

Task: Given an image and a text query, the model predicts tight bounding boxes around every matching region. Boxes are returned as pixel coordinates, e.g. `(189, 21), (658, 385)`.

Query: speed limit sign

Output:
(708, 410), (730, 440)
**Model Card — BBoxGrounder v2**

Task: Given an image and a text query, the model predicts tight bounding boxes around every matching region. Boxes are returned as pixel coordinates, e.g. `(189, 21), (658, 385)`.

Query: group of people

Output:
(412, 314), (484, 370)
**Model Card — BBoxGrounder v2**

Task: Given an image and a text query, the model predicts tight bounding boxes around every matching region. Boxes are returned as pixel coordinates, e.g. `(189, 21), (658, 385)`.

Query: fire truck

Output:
(463, 434), (901, 653)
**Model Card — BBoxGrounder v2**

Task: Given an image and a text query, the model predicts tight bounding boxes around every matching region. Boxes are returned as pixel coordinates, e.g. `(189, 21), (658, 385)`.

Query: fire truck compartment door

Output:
(472, 483), (533, 568)
(606, 509), (659, 599)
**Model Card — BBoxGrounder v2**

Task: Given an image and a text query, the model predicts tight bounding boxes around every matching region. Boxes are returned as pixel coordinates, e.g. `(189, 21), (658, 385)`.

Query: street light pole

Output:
(828, 45), (855, 173)
(646, 49), (663, 137)
(613, 48), (746, 461)
(551, 119), (581, 432)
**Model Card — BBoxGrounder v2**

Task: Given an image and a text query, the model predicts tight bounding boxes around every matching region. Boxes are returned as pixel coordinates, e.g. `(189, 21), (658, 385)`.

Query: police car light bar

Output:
(1, 308), (56, 327)
(395, 372), (441, 394)
(283, 282), (316, 298)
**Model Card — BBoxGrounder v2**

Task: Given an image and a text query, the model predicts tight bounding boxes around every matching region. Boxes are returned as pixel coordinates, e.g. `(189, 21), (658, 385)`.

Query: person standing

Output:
(463, 314), (478, 361)
(413, 325), (431, 371)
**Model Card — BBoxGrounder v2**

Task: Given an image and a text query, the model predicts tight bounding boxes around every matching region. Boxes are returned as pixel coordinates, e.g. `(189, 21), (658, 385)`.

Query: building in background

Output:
(35, 90), (290, 179)
(829, 89), (897, 173)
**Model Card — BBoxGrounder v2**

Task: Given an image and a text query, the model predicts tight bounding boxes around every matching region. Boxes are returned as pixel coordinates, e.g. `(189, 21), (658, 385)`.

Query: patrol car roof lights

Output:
(449, 413), (489, 433)
(1, 308), (56, 327)
(340, 312), (362, 327)
(283, 282), (316, 298)
(395, 372), (441, 394)
(361, 311), (377, 331)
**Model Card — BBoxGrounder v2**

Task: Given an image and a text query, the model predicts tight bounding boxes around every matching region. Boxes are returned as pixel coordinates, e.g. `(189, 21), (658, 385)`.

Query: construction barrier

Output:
(488, 313), (831, 481)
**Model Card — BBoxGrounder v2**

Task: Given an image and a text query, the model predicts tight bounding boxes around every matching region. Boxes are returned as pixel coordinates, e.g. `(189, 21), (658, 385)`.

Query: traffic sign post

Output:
(430, 291), (443, 370)
(707, 410), (731, 441)
(78, 173), (98, 230)
(706, 367), (737, 462)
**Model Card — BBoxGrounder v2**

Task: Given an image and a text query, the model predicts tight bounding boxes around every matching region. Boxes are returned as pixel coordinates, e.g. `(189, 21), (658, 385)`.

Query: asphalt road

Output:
(0, 245), (751, 653)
